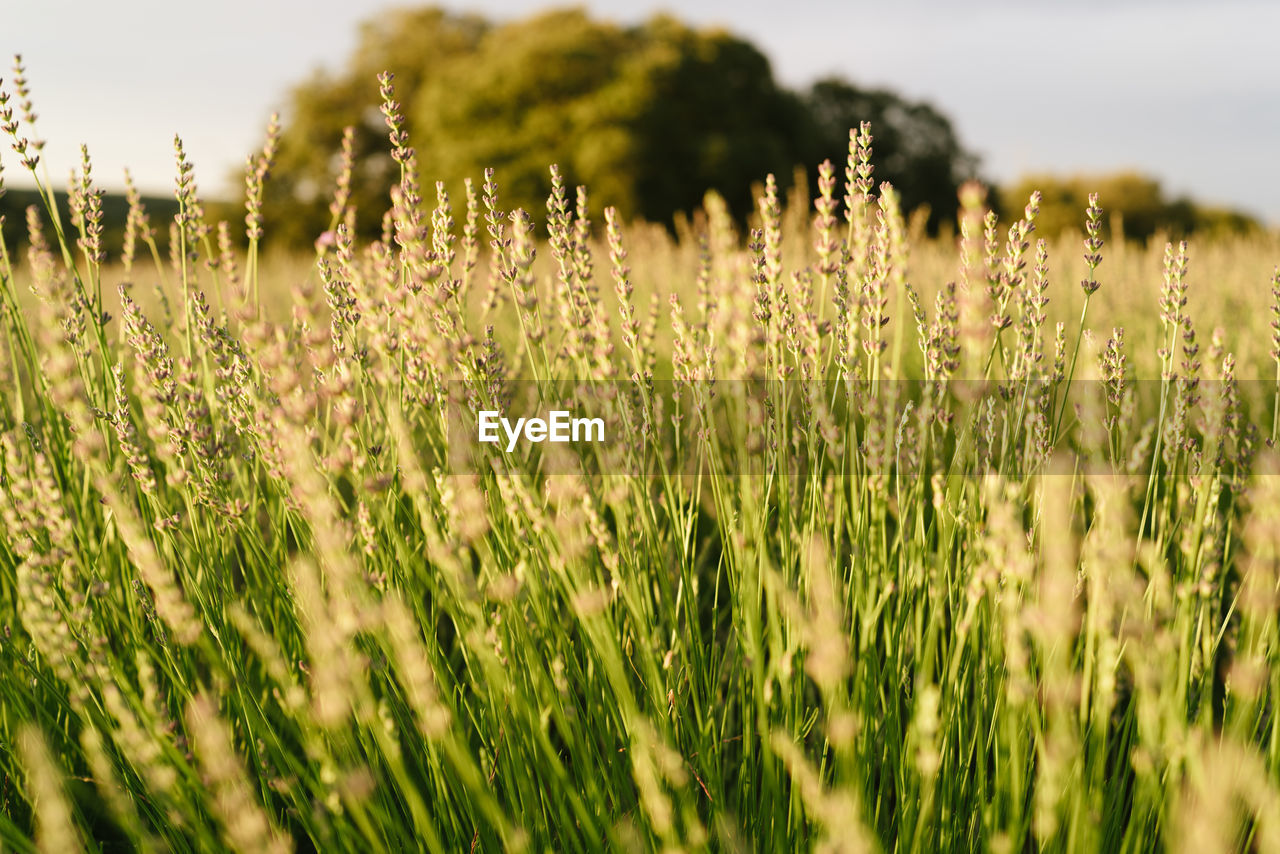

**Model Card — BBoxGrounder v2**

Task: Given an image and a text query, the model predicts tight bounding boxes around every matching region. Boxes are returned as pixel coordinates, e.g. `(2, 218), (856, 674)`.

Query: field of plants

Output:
(4, 58), (1280, 852)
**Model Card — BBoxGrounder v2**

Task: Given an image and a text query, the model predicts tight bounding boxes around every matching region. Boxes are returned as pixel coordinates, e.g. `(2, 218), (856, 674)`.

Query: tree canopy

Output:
(999, 172), (1260, 242)
(410, 10), (811, 226)
(0, 187), (179, 260)
(255, 7), (489, 248)
(253, 6), (981, 247)
(801, 78), (977, 232)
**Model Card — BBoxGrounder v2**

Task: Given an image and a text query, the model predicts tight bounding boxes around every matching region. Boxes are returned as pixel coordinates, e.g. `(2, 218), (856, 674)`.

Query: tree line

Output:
(1, 7), (1261, 257)
(248, 6), (978, 247)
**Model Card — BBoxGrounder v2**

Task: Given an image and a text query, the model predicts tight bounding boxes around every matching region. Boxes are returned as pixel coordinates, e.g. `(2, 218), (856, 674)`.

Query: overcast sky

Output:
(3, 0), (1277, 222)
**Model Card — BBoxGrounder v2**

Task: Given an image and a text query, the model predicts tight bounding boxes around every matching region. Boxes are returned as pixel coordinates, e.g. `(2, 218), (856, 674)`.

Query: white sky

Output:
(3, 0), (1277, 222)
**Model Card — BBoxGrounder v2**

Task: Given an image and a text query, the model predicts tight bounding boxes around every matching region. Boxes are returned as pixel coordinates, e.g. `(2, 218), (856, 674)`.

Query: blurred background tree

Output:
(254, 7), (489, 248)
(250, 6), (977, 248)
(229, 6), (1266, 250)
(801, 78), (978, 233)
(408, 9), (811, 226)
(0, 187), (179, 261)
(5, 6), (1259, 257)
(1000, 172), (1260, 241)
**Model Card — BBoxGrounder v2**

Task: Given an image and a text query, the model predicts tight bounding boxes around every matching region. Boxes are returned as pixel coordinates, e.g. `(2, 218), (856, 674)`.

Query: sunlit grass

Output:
(2, 59), (1280, 853)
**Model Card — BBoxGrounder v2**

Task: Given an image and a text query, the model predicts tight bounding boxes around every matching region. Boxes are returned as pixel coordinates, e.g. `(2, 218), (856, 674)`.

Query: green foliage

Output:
(0, 187), (178, 259)
(411, 9), (646, 222)
(417, 10), (813, 226)
(255, 6), (973, 248)
(415, 10), (812, 225)
(256, 7), (489, 248)
(802, 78), (977, 232)
(1001, 171), (1261, 241)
